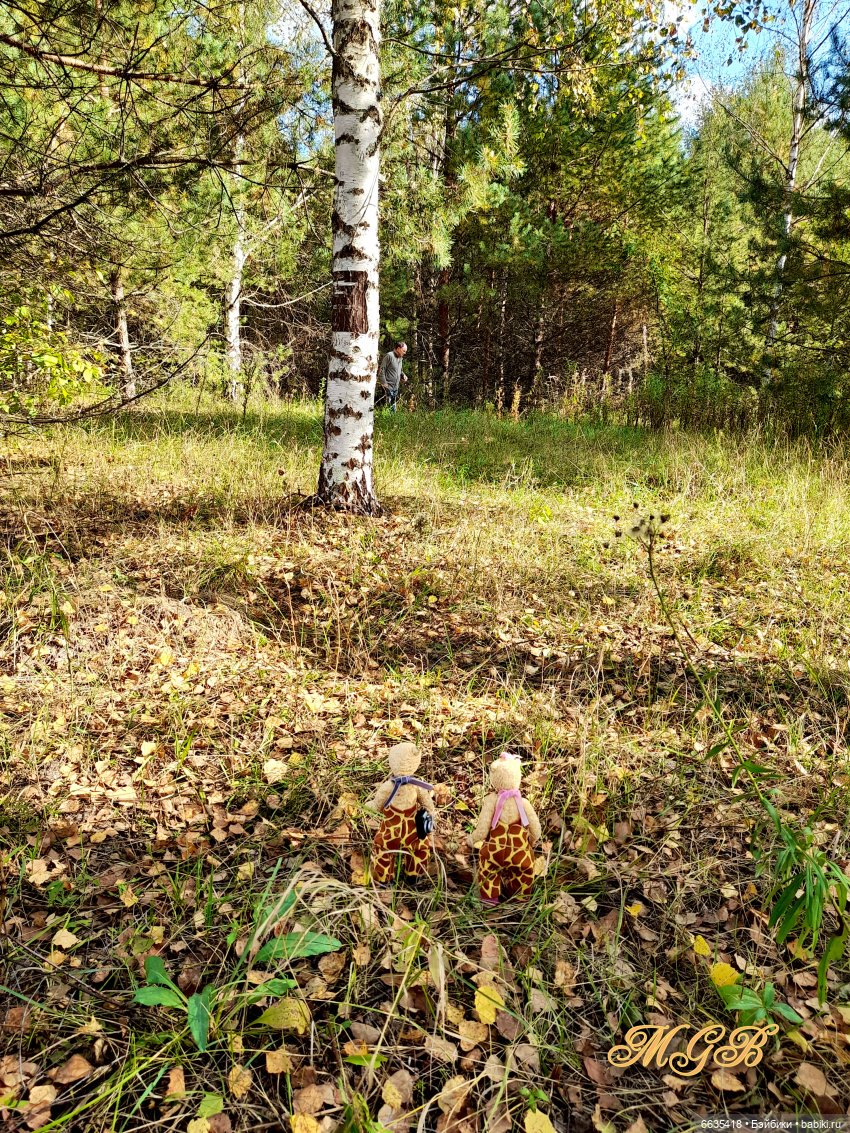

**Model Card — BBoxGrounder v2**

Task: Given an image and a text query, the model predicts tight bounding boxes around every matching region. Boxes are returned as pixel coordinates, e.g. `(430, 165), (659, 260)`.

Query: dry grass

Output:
(2, 393), (850, 1132)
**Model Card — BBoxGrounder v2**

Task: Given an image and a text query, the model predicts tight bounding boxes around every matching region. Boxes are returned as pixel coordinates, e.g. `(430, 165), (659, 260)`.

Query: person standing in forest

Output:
(377, 341), (407, 411)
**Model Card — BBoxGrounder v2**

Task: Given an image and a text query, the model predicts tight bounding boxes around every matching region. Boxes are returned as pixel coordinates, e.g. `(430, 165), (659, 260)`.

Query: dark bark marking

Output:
(332, 269), (368, 334)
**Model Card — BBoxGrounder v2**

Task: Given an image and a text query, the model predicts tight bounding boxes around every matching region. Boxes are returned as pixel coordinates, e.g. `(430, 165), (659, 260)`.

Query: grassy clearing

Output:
(3, 393), (850, 1132)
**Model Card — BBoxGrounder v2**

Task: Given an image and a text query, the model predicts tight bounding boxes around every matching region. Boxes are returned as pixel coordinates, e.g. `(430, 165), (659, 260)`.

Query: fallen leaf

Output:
(266, 1048), (294, 1075)
(350, 1022), (382, 1044)
(459, 1020), (489, 1051)
(438, 1076), (471, 1115)
(293, 1084), (330, 1115)
(512, 1043), (540, 1072)
(710, 1070), (746, 1092)
(424, 1035), (458, 1063)
(290, 1117), (320, 1133)
(51, 928), (79, 950)
(480, 935), (501, 970)
(382, 1070), (414, 1108)
(48, 1054), (94, 1084)
(625, 1119), (649, 1133)
(26, 859), (50, 887)
(256, 998), (311, 1033)
(263, 759), (289, 785)
(495, 1010), (520, 1041)
(692, 935), (712, 957)
(795, 1062), (830, 1098)
(709, 962), (739, 988)
(227, 1065), (252, 1100)
(165, 1066), (186, 1100)
(27, 1085), (57, 1106)
(474, 986), (504, 1024)
(524, 1112), (556, 1133)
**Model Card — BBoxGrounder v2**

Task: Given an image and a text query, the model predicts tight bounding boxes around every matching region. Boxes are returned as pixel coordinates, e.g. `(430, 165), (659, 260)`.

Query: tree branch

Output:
(0, 32), (247, 89)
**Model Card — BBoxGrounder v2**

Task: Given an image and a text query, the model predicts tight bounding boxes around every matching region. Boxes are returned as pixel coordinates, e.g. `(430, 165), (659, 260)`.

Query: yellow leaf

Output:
(458, 1019), (489, 1051)
(256, 998), (312, 1034)
(140, 741), (157, 758)
(52, 928), (79, 950)
(291, 1116), (320, 1133)
(266, 1047), (293, 1075)
(237, 862), (254, 881)
(227, 1064), (252, 1099)
(525, 1110), (557, 1133)
(786, 1028), (809, 1052)
(119, 885), (138, 908)
(187, 1120), (210, 1133)
(474, 986), (505, 1025)
(625, 902), (645, 918)
(692, 935), (712, 958)
(382, 1081), (403, 1108)
(709, 962), (740, 988)
(158, 648), (174, 666)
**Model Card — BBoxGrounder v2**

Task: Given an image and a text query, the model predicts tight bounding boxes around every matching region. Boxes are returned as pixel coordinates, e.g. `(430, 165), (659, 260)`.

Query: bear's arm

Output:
(523, 799), (542, 844)
(470, 794), (497, 845)
(417, 787), (437, 815)
(368, 780), (394, 812)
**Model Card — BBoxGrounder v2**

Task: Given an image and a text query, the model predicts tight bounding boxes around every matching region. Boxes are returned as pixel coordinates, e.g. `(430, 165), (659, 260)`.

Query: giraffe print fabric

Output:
(372, 805), (430, 882)
(478, 819), (534, 903)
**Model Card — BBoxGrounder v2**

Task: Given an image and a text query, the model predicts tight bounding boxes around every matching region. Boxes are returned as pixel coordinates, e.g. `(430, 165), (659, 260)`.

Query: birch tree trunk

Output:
(316, 0), (381, 513)
(110, 267), (135, 400)
(225, 133), (247, 403)
(763, 0), (816, 390)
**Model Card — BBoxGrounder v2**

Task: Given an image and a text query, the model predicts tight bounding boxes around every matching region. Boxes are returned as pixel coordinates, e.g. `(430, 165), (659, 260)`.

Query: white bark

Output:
(110, 267), (135, 400)
(225, 133), (247, 403)
(763, 0), (816, 389)
(316, 0), (381, 513)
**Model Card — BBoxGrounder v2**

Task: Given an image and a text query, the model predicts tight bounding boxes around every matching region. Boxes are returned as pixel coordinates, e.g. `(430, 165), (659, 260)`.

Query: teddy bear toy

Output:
(470, 752), (541, 905)
(368, 742), (436, 884)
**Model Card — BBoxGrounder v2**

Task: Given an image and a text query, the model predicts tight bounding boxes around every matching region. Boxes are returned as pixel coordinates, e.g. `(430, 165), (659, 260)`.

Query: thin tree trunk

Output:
(225, 151), (247, 402)
(496, 273), (507, 415)
(603, 299), (618, 376)
(437, 268), (450, 403)
(316, 0), (381, 513)
(763, 0), (816, 390)
(110, 267), (135, 400)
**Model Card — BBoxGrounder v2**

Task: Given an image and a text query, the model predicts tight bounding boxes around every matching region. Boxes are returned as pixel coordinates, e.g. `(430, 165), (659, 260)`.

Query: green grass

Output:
(3, 392), (850, 1130)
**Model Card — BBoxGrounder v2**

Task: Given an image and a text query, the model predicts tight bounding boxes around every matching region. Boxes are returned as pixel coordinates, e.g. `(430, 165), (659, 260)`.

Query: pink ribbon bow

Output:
(491, 788), (529, 829)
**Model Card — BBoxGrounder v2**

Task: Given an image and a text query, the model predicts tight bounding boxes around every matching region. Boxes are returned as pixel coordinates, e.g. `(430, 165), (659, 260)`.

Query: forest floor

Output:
(3, 395), (850, 1133)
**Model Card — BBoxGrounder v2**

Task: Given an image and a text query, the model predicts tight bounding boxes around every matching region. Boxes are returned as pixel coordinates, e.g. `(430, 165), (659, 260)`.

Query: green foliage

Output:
(716, 980), (803, 1027)
(0, 297), (106, 417)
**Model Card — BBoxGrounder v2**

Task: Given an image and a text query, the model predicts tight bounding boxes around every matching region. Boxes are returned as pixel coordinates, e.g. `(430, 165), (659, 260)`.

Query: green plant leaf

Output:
(773, 1001), (803, 1024)
(188, 986), (212, 1052)
(197, 1094), (224, 1119)
(144, 956), (174, 987)
(255, 932), (342, 965)
(248, 977), (298, 1000)
(817, 924), (849, 1004)
(134, 986), (184, 1009)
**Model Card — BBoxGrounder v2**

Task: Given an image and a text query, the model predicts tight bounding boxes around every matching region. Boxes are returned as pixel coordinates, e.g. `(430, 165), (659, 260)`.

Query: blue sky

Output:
(667, 0), (850, 123)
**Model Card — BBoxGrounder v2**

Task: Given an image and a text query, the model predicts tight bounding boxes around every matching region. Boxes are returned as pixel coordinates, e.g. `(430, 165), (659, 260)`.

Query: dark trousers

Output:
(378, 385), (399, 411)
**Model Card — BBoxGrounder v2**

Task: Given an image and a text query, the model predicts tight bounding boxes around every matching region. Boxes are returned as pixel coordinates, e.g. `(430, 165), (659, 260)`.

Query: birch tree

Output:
(315, 0), (382, 513)
(762, 0), (817, 389)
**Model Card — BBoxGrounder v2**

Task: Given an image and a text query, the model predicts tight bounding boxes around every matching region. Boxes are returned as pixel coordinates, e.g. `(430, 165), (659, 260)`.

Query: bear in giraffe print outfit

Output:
(367, 742), (436, 884)
(470, 752), (541, 905)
